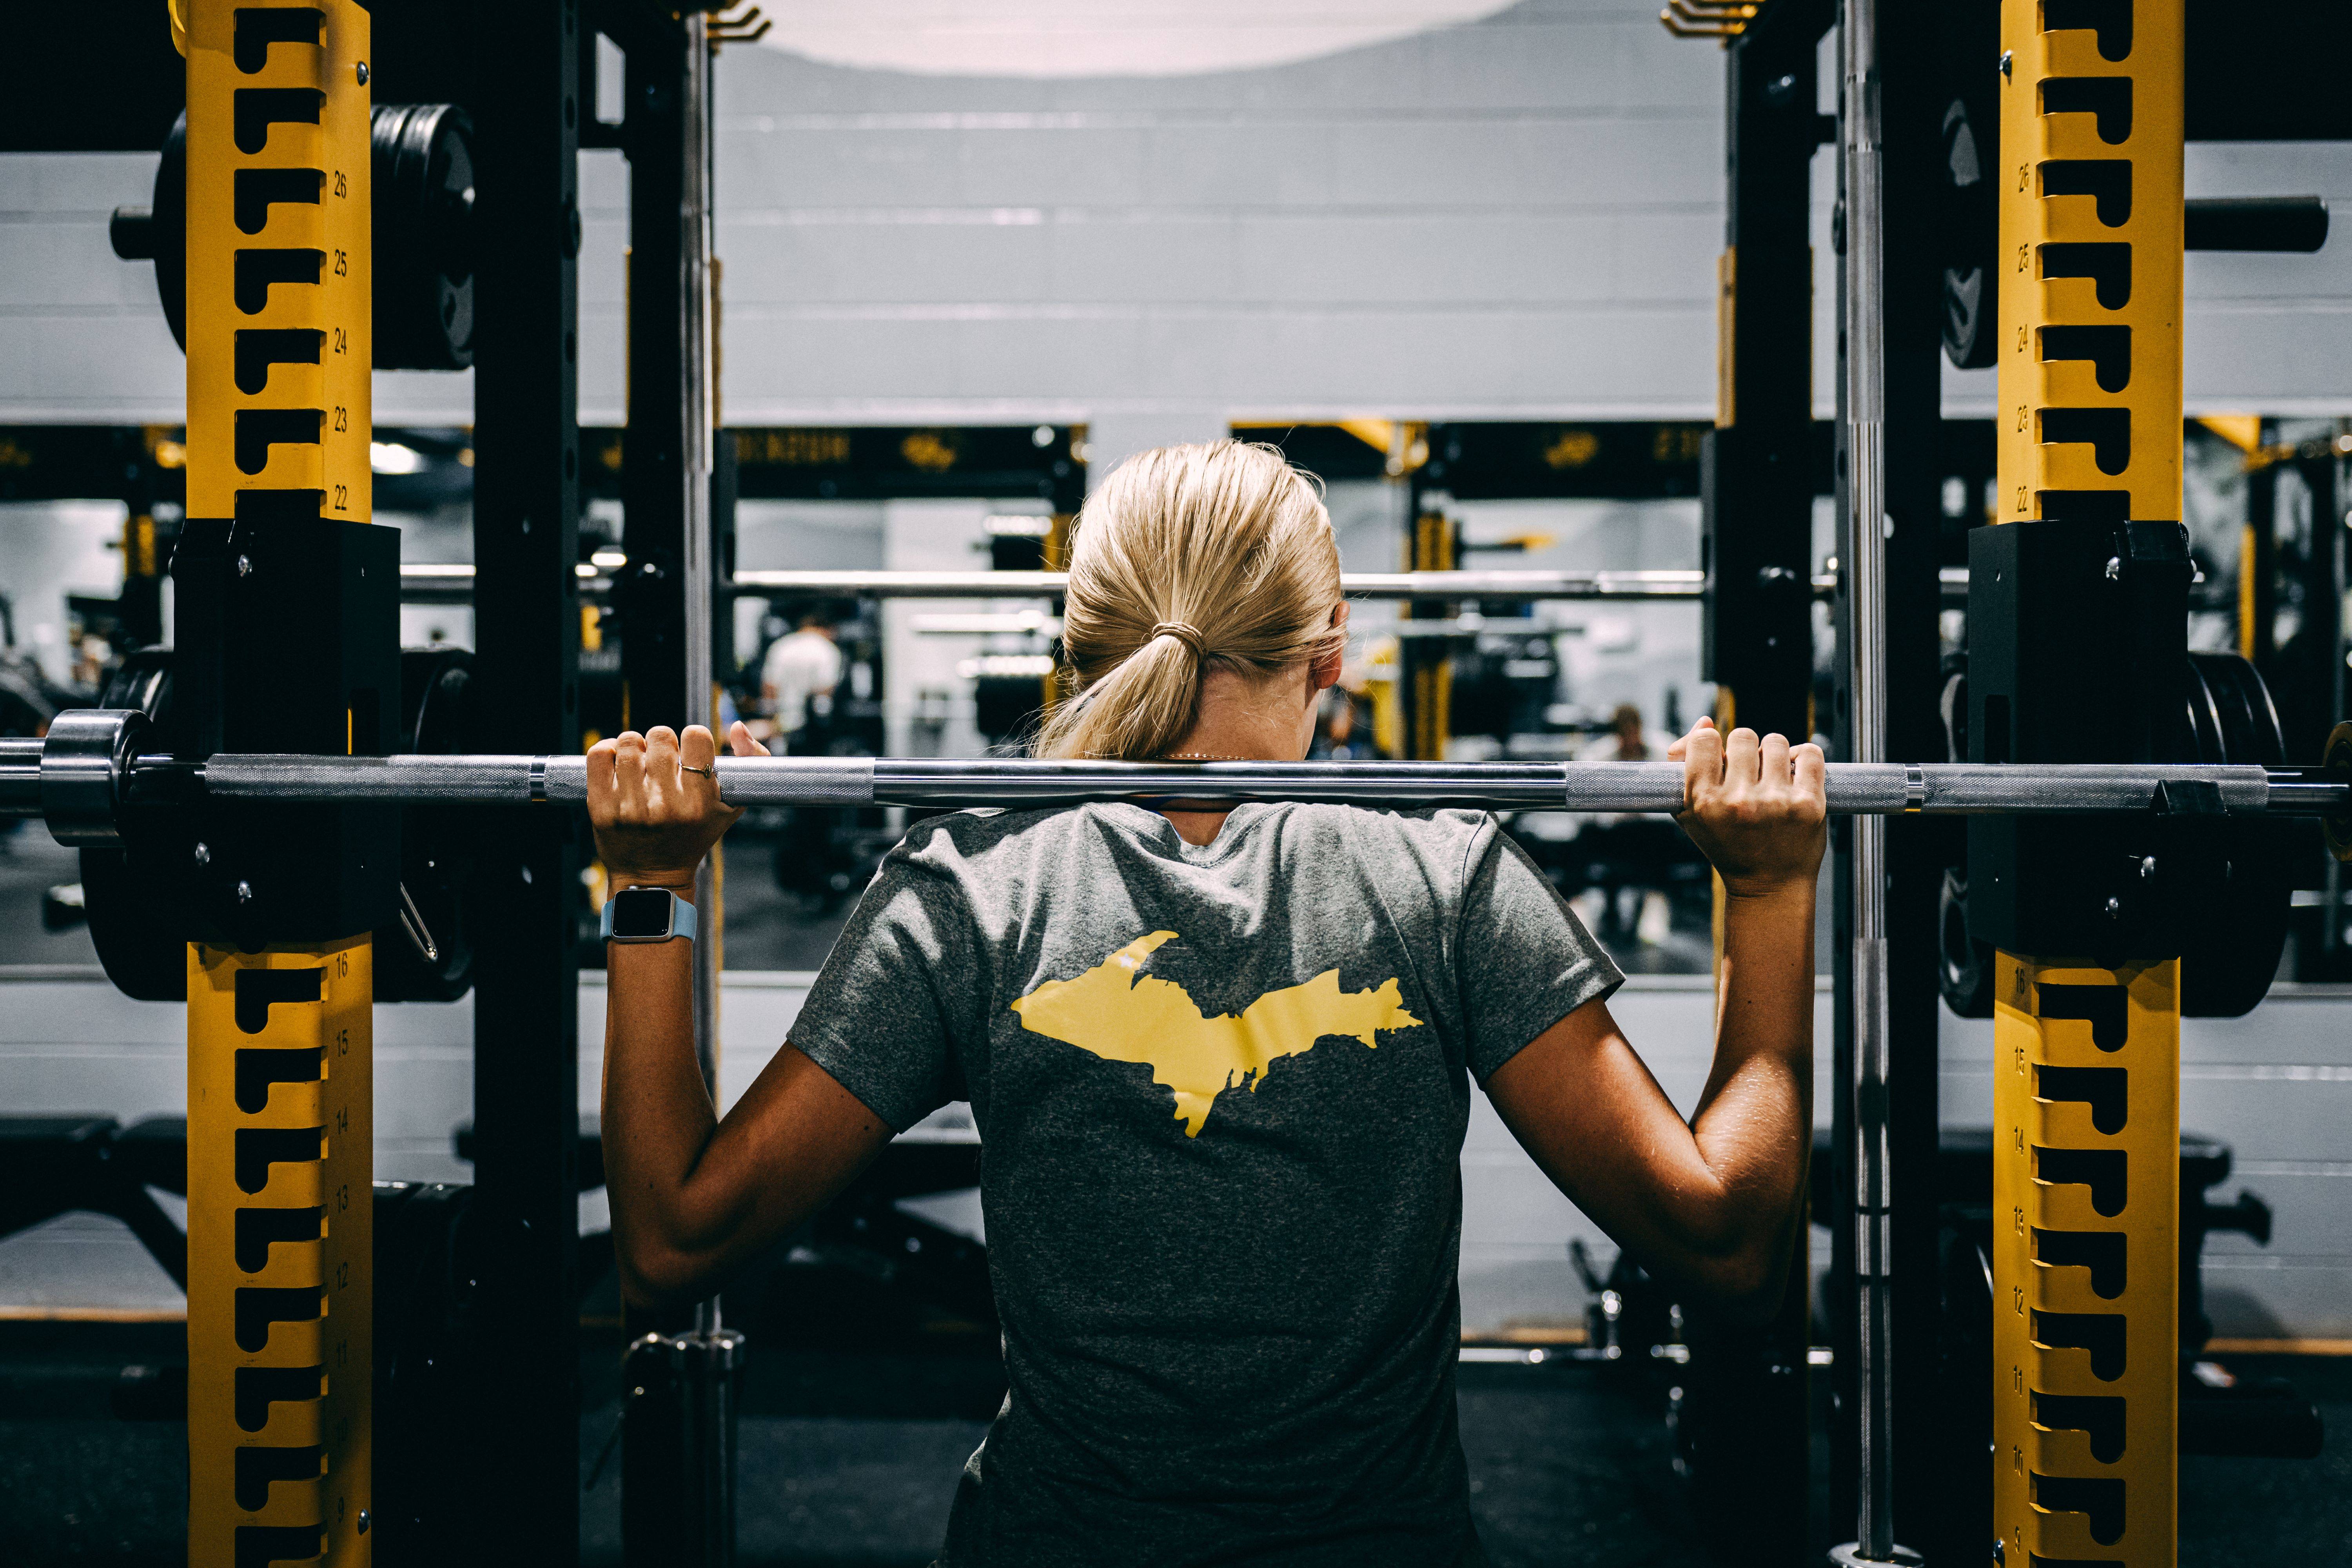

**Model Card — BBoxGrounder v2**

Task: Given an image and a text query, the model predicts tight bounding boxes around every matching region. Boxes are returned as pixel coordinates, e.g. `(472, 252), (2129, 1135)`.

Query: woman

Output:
(589, 441), (1825, 1566)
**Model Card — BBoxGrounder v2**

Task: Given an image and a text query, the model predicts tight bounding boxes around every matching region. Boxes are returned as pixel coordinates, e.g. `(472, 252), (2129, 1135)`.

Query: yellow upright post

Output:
(187, 945), (375, 1566)
(1403, 507), (1455, 761)
(1991, 956), (2179, 1566)
(1993, 3), (2185, 1565)
(1042, 509), (1074, 717)
(182, 2), (374, 1562)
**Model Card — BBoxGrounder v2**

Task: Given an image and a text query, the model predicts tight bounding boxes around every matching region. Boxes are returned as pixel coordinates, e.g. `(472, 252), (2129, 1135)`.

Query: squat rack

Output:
(24, 3), (2347, 1566)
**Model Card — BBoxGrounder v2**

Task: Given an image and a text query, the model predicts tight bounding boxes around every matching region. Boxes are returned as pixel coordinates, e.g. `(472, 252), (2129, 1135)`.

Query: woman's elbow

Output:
(616, 1235), (715, 1313)
(1684, 1238), (1789, 1324)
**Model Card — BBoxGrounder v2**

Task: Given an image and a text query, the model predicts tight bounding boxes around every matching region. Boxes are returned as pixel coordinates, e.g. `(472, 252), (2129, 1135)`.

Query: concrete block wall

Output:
(6, 4), (2348, 437)
(706, 0), (1726, 457)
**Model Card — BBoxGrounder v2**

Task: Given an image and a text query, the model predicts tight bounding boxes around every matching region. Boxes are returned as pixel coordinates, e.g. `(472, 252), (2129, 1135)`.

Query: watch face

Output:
(610, 887), (675, 939)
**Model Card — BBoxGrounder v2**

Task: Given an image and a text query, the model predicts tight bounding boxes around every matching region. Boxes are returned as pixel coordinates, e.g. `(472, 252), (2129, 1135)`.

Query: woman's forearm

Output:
(584, 724), (901, 1309)
(1492, 720), (1823, 1316)
(1685, 879), (1816, 1289)
(599, 889), (728, 1297)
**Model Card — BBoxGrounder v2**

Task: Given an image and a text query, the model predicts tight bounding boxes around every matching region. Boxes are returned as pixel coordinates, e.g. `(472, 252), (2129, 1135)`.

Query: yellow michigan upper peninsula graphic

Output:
(1011, 931), (1424, 1136)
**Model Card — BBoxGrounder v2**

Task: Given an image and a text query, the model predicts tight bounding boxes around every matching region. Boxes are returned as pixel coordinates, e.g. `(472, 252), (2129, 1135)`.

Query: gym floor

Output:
(4, 1270), (2347, 1564)
(0, 828), (108, 971)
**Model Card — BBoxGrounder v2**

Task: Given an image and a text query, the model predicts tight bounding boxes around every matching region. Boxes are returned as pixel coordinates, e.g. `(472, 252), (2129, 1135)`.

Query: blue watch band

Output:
(601, 886), (698, 944)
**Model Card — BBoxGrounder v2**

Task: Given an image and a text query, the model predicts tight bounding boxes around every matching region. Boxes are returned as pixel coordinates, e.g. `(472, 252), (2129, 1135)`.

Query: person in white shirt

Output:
(760, 606), (857, 909)
(760, 610), (844, 747)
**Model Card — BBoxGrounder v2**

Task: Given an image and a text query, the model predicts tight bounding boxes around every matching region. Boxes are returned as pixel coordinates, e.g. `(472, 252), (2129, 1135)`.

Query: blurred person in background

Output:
(1573, 702), (1681, 946)
(1307, 680), (1368, 759)
(762, 602), (844, 755)
(761, 601), (855, 909)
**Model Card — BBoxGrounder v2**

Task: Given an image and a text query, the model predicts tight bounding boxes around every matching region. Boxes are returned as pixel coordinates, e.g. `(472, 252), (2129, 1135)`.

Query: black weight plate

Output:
(99, 645), (175, 720)
(1937, 661), (1996, 1017)
(2191, 649), (2285, 766)
(79, 846), (187, 1001)
(82, 648), (187, 1000)
(1939, 665), (1969, 764)
(372, 103), (475, 371)
(1937, 3), (2000, 370)
(1939, 866), (1995, 1018)
(404, 646), (477, 756)
(2179, 653), (2294, 1017)
(2176, 650), (2228, 764)
(373, 647), (479, 1002)
(2325, 723), (2352, 864)
(150, 115), (188, 352)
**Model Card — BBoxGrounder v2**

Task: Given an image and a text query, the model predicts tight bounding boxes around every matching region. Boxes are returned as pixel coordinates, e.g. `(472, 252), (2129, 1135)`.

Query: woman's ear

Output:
(1312, 600), (1350, 691)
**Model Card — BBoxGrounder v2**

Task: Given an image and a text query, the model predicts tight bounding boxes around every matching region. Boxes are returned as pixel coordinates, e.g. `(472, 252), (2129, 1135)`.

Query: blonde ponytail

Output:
(1034, 441), (1344, 761)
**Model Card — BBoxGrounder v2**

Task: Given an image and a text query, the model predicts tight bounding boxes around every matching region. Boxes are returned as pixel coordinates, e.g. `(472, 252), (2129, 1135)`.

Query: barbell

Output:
(399, 565), (1978, 605)
(7, 711), (2348, 852)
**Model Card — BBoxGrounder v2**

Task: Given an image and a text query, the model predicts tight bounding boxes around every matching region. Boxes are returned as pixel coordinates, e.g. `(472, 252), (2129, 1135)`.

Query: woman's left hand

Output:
(1666, 716), (1827, 898)
(587, 721), (768, 887)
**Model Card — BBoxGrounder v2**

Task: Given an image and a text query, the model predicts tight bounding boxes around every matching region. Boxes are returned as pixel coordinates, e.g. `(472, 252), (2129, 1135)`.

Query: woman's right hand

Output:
(1668, 717), (1827, 898)
(587, 721), (766, 889)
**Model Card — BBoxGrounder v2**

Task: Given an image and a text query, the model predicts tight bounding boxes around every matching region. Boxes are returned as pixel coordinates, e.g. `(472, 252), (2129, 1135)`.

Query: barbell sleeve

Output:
(0, 735), (39, 818)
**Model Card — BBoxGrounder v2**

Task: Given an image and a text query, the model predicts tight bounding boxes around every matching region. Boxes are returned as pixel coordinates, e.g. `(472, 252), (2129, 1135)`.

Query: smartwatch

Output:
(601, 885), (698, 945)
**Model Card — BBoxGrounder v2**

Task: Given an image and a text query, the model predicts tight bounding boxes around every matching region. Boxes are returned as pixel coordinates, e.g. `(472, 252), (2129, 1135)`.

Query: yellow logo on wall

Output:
(1012, 931), (1423, 1136)
(1541, 429), (1599, 469)
(900, 430), (960, 470)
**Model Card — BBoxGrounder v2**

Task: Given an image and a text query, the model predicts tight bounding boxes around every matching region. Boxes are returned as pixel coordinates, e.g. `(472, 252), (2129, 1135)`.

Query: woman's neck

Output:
(1166, 668), (1308, 761)
(1155, 666), (1313, 845)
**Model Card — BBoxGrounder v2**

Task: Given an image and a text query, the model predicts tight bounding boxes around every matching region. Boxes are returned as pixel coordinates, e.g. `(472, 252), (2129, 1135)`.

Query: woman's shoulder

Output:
(852, 809), (1081, 926)
(885, 803), (1149, 877)
(1259, 802), (1500, 866)
(890, 804), (1071, 859)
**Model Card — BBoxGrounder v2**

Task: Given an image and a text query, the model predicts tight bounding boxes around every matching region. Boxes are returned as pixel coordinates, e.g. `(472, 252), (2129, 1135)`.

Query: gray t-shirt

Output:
(789, 801), (1622, 1567)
